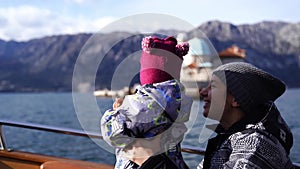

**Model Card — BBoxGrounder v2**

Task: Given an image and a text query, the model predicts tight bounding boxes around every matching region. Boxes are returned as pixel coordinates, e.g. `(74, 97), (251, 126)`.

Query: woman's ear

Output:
(231, 98), (240, 108)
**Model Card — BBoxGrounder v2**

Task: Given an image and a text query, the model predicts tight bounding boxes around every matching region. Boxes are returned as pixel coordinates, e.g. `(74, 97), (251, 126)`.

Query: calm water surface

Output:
(0, 89), (299, 168)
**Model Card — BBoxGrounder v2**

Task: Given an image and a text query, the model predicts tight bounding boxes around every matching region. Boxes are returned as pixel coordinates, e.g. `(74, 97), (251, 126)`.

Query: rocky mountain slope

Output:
(0, 21), (299, 92)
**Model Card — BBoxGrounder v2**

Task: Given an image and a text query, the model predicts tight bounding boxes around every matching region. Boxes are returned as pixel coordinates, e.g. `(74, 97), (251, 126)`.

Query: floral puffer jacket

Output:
(101, 79), (193, 169)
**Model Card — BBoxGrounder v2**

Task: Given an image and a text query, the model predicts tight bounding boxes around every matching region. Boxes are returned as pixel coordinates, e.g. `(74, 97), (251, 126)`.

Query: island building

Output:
(179, 34), (246, 98)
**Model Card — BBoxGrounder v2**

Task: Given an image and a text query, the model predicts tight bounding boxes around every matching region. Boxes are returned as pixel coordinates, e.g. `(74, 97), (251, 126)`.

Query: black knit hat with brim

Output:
(213, 62), (286, 115)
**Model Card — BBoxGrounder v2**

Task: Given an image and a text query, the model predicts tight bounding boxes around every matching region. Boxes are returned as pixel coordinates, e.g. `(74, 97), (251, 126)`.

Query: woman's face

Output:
(200, 75), (227, 121)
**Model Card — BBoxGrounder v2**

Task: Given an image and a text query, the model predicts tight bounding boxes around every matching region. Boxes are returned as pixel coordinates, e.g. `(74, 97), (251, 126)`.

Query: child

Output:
(101, 36), (192, 169)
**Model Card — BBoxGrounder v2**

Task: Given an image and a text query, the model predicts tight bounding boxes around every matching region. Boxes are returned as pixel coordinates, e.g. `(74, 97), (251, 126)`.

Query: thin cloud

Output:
(0, 5), (115, 41)
(1, 0), (299, 41)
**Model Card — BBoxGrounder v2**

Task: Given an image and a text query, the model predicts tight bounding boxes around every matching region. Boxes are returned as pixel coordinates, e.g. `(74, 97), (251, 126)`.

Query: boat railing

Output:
(1, 119), (299, 168)
(0, 119), (205, 155)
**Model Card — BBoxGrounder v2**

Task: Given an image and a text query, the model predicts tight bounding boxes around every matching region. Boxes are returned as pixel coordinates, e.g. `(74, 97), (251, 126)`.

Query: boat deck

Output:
(0, 149), (114, 169)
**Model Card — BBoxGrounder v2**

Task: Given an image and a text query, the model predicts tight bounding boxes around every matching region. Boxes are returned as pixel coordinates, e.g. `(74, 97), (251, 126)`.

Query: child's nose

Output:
(199, 86), (209, 98)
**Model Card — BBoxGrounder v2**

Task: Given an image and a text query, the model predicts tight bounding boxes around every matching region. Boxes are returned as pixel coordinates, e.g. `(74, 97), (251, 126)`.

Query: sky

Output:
(0, 0), (299, 41)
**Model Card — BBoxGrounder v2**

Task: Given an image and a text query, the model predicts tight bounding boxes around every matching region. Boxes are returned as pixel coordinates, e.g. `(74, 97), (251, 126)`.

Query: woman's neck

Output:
(220, 108), (245, 130)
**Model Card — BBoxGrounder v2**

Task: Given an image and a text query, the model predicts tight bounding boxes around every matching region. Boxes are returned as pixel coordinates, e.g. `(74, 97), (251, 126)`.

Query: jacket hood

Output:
(101, 79), (192, 149)
(207, 101), (293, 154)
(259, 102), (293, 154)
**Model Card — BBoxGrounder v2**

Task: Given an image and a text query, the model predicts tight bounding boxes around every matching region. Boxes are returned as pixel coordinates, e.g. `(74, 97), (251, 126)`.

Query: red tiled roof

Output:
(218, 45), (246, 58)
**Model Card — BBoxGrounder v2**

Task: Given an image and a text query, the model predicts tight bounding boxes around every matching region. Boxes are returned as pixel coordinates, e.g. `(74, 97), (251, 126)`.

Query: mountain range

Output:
(0, 20), (299, 92)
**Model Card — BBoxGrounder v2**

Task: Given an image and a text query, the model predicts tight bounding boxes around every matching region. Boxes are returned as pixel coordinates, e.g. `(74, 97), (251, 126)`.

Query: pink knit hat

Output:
(140, 36), (189, 85)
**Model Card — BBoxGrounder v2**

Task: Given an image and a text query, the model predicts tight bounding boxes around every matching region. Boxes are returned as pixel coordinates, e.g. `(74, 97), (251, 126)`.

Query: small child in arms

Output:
(101, 36), (192, 169)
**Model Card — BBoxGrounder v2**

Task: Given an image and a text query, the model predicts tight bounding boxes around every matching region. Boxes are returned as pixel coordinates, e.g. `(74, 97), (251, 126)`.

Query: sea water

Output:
(0, 89), (299, 168)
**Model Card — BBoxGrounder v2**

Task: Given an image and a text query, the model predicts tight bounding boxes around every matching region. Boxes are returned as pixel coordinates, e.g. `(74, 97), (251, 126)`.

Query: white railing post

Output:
(0, 125), (7, 150)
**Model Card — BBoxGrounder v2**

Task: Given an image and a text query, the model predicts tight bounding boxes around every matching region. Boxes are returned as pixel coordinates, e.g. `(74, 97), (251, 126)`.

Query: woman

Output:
(198, 62), (294, 169)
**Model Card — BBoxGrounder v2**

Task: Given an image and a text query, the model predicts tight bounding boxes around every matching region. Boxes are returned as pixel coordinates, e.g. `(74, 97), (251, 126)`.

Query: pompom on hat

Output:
(140, 36), (189, 85)
(213, 62), (286, 115)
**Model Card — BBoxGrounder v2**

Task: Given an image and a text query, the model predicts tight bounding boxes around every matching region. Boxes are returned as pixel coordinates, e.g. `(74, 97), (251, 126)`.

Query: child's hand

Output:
(113, 97), (124, 110)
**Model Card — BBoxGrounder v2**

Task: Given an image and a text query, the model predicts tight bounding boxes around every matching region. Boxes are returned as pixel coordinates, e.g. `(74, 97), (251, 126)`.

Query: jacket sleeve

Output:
(100, 93), (167, 148)
(223, 131), (294, 169)
(100, 107), (131, 148)
(101, 82), (193, 149)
